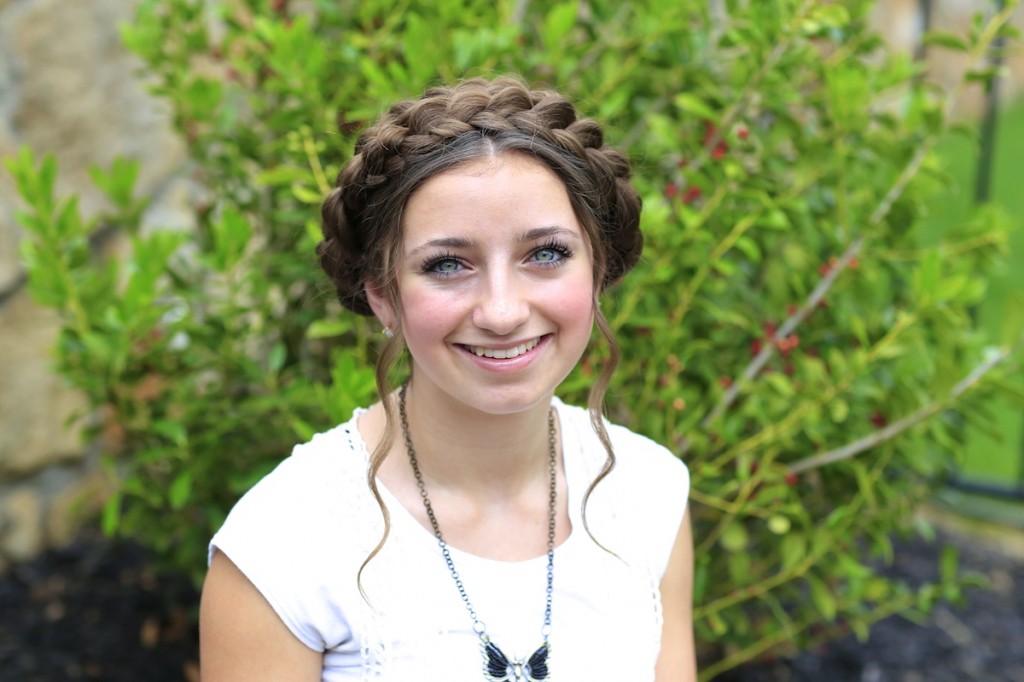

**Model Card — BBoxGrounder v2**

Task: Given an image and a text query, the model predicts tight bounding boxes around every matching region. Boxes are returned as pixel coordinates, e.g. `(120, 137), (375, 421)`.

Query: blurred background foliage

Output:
(6, 0), (1023, 677)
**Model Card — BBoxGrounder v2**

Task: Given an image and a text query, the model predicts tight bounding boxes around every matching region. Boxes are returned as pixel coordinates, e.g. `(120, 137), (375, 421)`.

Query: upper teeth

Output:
(469, 338), (541, 359)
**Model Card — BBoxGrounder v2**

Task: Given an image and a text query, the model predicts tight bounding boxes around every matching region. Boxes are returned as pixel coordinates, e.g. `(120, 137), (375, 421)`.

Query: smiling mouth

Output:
(463, 337), (542, 359)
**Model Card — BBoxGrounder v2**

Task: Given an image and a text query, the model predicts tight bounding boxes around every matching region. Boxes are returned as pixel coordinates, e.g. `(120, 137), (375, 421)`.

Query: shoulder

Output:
(213, 411), (378, 547)
(206, 411), (377, 650)
(225, 417), (369, 523)
(556, 399), (689, 576)
(555, 398), (688, 493)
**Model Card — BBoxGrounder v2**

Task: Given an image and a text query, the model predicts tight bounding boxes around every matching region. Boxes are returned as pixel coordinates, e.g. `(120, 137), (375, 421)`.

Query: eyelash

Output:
(419, 240), (575, 278)
(533, 239), (574, 266)
(420, 251), (461, 277)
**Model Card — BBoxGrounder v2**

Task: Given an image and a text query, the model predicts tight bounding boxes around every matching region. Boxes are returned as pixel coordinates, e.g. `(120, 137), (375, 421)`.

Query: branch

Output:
(786, 337), (1022, 475)
(697, 589), (920, 681)
(511, 0), (530, 26)
(697, 2), (1020, 434)
(701, 235), (864, 431)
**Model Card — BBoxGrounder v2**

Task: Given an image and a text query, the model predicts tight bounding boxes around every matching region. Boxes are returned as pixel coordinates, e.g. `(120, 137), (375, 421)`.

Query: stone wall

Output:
(0, 0), (188, 571)
(0, 0), (1021, 570)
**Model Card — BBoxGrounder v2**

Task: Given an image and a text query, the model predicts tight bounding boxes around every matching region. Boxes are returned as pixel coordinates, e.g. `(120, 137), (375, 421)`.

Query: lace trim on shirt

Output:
(337, 417), (388, 680)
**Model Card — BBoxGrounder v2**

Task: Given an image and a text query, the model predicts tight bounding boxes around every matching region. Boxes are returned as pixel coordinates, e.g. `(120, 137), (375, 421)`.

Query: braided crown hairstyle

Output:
(317, 76), (643, 588)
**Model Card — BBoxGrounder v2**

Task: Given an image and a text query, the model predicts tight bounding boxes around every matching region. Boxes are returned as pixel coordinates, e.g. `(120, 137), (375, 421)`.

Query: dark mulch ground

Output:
(0, 530), (199, 682)
(1, 521), (1021, 681)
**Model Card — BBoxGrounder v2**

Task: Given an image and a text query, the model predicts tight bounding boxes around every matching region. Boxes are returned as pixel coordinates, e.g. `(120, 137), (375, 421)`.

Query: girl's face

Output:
(373, 153), (596, 417)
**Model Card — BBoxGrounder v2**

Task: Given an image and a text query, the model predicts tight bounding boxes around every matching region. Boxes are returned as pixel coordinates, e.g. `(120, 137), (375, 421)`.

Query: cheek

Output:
(552, 273), (597, 334)
(399, 286), (460, 337)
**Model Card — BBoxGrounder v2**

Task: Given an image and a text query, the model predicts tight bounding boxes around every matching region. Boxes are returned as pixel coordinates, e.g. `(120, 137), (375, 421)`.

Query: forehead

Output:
(400, 153), (581, 246)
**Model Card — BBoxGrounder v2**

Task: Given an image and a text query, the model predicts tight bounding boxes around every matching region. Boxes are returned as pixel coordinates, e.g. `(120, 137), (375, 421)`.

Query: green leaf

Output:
(307, 319), (353, 339)
(923, 31), (970, 52)
(291, 182), (324, 205)
(153, 420), (187, 447)
(828, 399), (849, 424)
(673, 93), (718, 122)
(543, 2), (578, 48)
(268, 342), (287, 373)
(88, 157), (140, 210)
(807, 574), (837, 621)
(851, 460), (877, 509)
(101, 492), (121, 536)
(810, 4), (850, 29)
(358, 56), (391, 90)
(940, 546), (959, 584)
(169, 471), (193, 510)
(850, 618), (870, 642)
(917, 248), (937, 301)
(988, 375), (1024, 408)
(290, 417), (318, 442)
(1000, 291), (1024, 347)
(764, 372), (795, 398)
(780, 532), (806, 571)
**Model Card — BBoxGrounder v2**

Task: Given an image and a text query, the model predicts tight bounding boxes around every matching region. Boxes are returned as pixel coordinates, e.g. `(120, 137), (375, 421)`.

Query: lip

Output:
(455, 334), (551, 372)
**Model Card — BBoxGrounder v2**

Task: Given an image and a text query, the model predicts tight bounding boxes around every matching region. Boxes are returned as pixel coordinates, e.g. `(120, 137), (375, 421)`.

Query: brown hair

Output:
(317, 76), (642, 589)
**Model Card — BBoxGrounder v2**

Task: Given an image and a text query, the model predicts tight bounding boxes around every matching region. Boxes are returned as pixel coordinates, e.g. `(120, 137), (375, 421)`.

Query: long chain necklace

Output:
(399, 384), (557, 682)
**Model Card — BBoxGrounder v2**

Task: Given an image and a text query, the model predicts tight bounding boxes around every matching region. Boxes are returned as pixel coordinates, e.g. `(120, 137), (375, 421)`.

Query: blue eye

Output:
(532, 240), (573, 266)
(421, 253), (462, 277)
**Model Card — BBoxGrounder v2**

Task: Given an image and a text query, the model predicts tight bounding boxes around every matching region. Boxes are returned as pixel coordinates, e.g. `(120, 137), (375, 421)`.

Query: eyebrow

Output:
(406, 226), (580, 257)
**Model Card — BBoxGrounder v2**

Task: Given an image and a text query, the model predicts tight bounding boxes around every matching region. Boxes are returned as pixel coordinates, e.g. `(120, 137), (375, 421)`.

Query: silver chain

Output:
(398, 383), (557, 643)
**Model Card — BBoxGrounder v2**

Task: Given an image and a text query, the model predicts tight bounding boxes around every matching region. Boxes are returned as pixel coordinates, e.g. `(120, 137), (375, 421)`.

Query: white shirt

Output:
(210, 398), (690, 681)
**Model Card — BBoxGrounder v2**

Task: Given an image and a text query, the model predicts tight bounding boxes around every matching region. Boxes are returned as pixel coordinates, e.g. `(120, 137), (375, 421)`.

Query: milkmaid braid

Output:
(318, 76), (642, 316)
(317, 77), (643, 589)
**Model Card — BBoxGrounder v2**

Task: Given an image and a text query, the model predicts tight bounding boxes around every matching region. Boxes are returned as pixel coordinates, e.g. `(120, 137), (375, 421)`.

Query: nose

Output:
(472, 268), (530, 335)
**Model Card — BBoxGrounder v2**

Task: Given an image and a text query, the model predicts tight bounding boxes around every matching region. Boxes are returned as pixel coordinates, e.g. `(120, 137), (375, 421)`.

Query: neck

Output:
(400, 380), (556, 496)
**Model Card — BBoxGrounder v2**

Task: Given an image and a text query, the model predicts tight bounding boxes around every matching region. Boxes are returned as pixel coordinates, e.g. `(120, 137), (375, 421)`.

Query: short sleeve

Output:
(209, 430), (363, 652)
(602, 422), (690, 579)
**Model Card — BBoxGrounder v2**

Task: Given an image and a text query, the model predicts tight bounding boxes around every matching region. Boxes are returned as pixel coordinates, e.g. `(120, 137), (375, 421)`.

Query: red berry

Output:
(819, 256), (841, 277)
(737, 125), (749, 140)
(871, 412), (887, 428)
(719, 376), (733, 388)
(682, 186), (702, 205)
(785, 472), (798, 486)
(665, 182), (679, 199)
(751, 339), (763, 355)
(712, 143), (727, 160)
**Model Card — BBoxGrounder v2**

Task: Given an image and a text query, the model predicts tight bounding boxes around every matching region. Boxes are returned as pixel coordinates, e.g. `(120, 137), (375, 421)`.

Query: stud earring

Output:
(382, 326), (394, 339)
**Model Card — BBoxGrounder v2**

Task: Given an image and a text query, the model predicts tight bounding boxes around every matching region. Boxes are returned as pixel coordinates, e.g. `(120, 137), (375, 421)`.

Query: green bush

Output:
(8, 0), (1023, 676)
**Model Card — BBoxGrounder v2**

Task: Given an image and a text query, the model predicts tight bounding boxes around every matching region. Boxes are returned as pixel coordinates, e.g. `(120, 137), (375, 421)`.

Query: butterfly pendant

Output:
(482, 640), (550, 681)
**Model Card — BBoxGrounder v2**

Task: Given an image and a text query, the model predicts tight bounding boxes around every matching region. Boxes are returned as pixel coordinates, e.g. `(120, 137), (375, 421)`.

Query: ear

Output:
(364, 280), (395, 329)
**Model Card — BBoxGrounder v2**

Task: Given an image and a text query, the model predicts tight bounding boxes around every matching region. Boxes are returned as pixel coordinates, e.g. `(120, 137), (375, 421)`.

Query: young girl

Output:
(200, 76), (695, 681)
